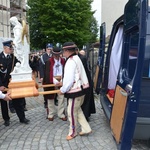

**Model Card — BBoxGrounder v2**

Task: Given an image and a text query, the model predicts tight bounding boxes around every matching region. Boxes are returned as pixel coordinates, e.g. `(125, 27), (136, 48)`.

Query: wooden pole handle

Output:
(39, 84), (61, 88)
(39, 89), (60, 95)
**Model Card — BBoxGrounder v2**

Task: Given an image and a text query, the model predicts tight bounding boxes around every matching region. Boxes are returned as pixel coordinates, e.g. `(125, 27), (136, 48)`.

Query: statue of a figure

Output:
(9, 16), (31, 73)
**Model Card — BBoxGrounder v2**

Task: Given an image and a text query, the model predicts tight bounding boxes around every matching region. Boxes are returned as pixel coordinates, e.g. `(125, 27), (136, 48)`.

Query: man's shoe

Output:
(66, 135), (77, 140)
(60, 117), (67, 121)
(20, 118), (30, 124)
(79, 130), (92, 136)
(10, 108), (16, 113)
(48, 117), (54, 121)
(4, 120), (10, 126)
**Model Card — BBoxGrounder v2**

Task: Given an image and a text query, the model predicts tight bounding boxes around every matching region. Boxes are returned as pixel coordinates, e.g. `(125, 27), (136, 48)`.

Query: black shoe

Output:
(10, 108), (16, 113)
(4, 120), (10, 126)
(20, 118), (30, 124)
(24, 107), (28, 111)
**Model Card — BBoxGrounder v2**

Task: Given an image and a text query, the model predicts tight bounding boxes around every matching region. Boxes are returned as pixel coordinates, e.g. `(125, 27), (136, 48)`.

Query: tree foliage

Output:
(28, 0), (98, 49)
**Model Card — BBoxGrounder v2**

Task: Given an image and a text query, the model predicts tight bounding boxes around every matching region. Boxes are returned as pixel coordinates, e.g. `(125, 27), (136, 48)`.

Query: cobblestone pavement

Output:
(0, 88), (149, 150)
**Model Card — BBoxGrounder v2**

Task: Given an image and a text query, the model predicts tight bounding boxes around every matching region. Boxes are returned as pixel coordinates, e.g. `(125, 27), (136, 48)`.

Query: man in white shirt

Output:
(59, 42), (92, 141)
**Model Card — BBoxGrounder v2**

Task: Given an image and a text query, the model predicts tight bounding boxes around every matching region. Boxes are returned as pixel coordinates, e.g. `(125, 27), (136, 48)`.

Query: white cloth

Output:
(0, 91), (5, 99)
(53, 58), (63, 76)
(53, 58), (63, 84)
(108, 26), (123, 90)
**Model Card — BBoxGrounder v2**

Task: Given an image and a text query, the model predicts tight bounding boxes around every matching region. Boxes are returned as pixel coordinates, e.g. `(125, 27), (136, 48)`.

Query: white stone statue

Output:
(9, 16), (31, 73)
(9, 16), (32, 82)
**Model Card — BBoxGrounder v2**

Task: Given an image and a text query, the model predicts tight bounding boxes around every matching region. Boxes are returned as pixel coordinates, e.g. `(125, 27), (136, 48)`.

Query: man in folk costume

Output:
(59, 42), (92, 140)
(43, 47), (67, 121)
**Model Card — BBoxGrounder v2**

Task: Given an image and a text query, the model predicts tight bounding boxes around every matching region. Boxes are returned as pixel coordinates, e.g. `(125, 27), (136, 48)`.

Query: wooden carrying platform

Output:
(8, 80), (61, 99)
(8, 80), (39, 99)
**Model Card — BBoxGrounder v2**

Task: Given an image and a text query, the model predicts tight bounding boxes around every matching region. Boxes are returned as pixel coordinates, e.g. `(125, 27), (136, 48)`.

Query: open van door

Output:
(100, 16), (124, 120)
(99, 0), (150, 149)
(110, 0), (147, 149)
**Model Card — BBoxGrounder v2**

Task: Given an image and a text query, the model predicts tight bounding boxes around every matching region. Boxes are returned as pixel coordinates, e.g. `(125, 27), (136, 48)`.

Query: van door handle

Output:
(120, 90), (128, 97)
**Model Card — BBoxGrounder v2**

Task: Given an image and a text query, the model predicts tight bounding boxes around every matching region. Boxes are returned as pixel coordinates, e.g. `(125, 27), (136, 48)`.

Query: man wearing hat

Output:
(0, 40), (30, 126)
(59, 42), (92, 140)
(39, 43), (53, 108)
(43, 47), (67, 121)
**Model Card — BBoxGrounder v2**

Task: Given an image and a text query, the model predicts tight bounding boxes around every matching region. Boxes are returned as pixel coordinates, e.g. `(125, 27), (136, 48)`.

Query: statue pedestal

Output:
(8, 79), (39, 99)
(10, 71), (32, 82)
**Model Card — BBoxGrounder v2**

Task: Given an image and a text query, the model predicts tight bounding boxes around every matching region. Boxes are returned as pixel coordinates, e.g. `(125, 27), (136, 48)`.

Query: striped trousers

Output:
(67, 95), (92, 137)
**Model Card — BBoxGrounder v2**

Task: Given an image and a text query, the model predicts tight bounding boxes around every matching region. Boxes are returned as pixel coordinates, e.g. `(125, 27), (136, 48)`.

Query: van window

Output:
(128, 31), (139, 79)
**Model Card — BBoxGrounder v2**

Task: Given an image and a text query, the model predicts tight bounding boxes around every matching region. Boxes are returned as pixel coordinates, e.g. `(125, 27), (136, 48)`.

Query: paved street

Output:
(0, 86), (149, 150)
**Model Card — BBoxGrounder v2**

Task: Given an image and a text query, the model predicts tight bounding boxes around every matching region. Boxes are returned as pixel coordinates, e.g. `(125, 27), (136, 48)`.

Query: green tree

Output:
(28, 0), (98, 49)
(89, 16), (99, 44)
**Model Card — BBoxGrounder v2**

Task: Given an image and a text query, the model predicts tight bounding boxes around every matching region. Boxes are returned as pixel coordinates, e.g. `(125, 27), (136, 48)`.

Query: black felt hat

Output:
(62, 42), (77, 50)
(51, 47), (62, 55)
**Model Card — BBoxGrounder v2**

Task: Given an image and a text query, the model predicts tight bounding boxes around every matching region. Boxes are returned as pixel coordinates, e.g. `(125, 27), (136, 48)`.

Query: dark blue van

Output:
(95, 0), (150, 149)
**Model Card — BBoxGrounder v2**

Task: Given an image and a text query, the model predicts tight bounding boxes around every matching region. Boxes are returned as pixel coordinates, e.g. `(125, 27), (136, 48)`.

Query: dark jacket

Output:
(78, 53), (96, 118)
(39, 53), (51, 78)
(0, 52), (17, 87)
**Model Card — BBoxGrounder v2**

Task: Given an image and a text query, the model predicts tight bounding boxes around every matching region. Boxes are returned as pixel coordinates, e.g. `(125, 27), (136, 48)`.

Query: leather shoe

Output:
(20, 118), (30, 124)
(66, 135), (77, 140)
(60, 117), (67, 121)
(48, 117), (54, 121)
(79, 130), (92, 136)
(4, 120), (10, 126)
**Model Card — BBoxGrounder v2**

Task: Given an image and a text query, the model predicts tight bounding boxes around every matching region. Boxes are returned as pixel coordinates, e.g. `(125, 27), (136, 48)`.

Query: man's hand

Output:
(58, 90), (64, 95)
(56, 82), (62, 86)
(0, 86), (6, 92)
(4, 93), (12, 101)
(55, 82), (62, 87)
